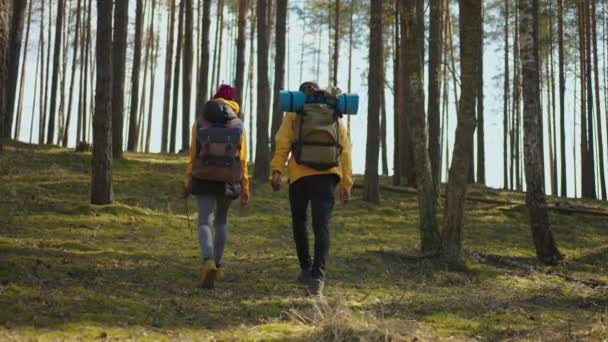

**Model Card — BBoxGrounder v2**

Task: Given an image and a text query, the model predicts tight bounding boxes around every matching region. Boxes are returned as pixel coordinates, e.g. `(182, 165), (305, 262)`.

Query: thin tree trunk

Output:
(518, 0), (562, 264)
(270, 0), (287, 155)
(76, 0), (86, 144)
(583, 0), (597, 199)
(3, 0), (27, 138)
(29, 40), (42, 144)
(234, 0), (247, 105)
(332, 0), (340, 85)
(146, 34), (159, 153)
(549, 0), (558, 197)
(578, 3), (588, 198)
(170, 0), (185, 153)
(182, 0), (194, 152)
(91, 0), (114, 205)
(112, 0), (129, 157)
(0, 0), (13, 139)
(402, 0), (441, 253)
(441, 0), (481, 267)
(14, 0), (34, 140)
(210, 0), (224, 96)
(57, 2), (70, 145)
(363, 0), (382, 204)
(247, 0), (255, 163)
(127, 0), (145, 151)
(381, 71), (388, 177)
(161, 0), (176, 153)
(476, 3), (485, 185)
(80, 0), (92, 144)
(38, 0), (47, 144)
(591, 0), (607, 200)
(557, 0), (567, 197)
(428, 0), (444, 189)
(504, 0), (510, 189)
(347, 0), (355, 136)
(392, 0), (400, 185)
(400, 1), (418, 188)
(138, 0), (154, 152)
(254, 0), (271, 182)
(47, 0), (65, 144)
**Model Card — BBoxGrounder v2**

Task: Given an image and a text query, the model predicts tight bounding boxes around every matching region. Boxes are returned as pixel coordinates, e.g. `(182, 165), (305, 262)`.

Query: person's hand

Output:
(241, 191), (250, 207)
(183, 180), (192, 198)
(271, 171), (282, 191)
(340, 187), (351, 205)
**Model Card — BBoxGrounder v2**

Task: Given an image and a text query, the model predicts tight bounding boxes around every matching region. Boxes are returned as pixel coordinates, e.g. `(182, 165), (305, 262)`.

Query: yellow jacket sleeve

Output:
(241, 129), (250, 195)
(185, 121), (197, 191)
(339, 119), (353, 190)
(270, 113), (296, 173)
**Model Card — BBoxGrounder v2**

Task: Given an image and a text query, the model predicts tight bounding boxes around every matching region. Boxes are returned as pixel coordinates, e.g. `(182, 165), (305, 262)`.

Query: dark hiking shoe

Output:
(307, 278), (325, 297)
(297, 268), (312, 284)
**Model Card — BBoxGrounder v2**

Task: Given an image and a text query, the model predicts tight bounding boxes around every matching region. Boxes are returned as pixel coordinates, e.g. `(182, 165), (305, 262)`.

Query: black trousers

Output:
(289, 174), (338, 280)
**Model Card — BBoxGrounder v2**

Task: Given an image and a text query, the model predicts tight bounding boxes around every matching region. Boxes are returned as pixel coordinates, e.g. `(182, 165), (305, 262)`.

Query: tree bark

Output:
(146, 34), (159, 153)
(182, 0), (194, 153)
(363, 0), (382, 204)
(399, 0), (417, 188)
(14, 0), (33, 140)
(112, 0), (129, 157)
(161, 0), (176, 153)
(247, 0), (255, 162)
(504, 0), (510, 190)
(557, 0), (567, 197)
(3, 0), (26, 138)
(591, 0), (607, 200)
(476, 3), (485, 185)
(518, 0), (562, 265)
(270, 0), (287, 155)
(127, 0), (145, 151)
(332, 0), (340, 86)
(0, 0), (13, 140)
(170, 0), (185, 153)
(428, 0), (443, 189)
(254, 0), (271, 182)
(393, 0), (401, 185)
(441, 0), (481, 267)
(234, 0), (247, 105)
(46, 0), (65, 144)
(91, 0), (114, 205)
(402, 0), (442, 253)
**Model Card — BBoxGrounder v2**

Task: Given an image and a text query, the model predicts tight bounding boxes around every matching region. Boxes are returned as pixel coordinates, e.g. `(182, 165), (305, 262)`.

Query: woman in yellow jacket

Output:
(185, 85), (249, 289)
(270, 82), (353, 297)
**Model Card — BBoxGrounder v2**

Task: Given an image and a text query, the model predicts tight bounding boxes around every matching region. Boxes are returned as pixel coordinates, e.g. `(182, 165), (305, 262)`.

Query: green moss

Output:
(1, 141), (607, 340)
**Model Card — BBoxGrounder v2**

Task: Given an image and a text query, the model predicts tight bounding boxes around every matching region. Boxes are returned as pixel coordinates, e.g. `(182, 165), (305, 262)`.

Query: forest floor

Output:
(1, 141), (608, 341)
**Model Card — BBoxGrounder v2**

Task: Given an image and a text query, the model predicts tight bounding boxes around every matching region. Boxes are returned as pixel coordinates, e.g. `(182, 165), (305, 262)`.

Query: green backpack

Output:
(292, 102), (342, 171)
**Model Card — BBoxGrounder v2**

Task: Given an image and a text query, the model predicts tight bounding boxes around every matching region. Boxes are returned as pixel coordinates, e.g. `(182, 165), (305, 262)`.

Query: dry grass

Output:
(288, 297), (421, 342)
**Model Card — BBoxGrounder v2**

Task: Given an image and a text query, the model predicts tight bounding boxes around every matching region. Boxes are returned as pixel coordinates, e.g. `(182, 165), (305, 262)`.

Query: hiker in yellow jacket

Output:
(185, 84), (249, 289)
(270, 82), (353, 297)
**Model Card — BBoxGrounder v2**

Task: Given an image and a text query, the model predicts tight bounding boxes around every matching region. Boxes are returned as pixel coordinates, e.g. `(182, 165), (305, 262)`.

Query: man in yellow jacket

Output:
(270, 82), (353, 297)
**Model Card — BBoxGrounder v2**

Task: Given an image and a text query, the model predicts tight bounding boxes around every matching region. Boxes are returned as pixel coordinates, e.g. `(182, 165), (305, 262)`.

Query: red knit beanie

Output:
(213, 84), (237, 101)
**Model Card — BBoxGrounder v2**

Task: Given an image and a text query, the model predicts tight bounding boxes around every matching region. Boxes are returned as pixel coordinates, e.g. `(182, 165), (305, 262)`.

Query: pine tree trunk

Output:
(146, 35), (159, 153)
(254, 0), (271, 182)
(557, 0), (567, 197)
(234, 0), (247, 105)
(441, 0), (482, 267)
(402, 0), (441, 253)
(182, 0), (194, 153)
(399, 2), (417, 188)
(137, 0), (154, 152)
(428, 0), (443, 189)
(392, 0), (401, 185)
(247, 0), (255, 162)
(81, 0), (92, 144)
(38, 0), (47, 144)
(13, 0), (33, 140)
(46, 0), (65, 144)
(476, 3), (485, 185)
(0, 0), (12, 140)
(161, 0), (176, 153)
(28, 41), (42, 144)
(504, 0), (510, 189)
(363, 0), (382, 204)
(548, 1), (558, 197)
(210, 0), (224, 97)
(583, 0), (597, 199)
(3, 0), (26, 138)
(91, 0), (114, 205)
(381, 72), (388, 177)
(579, 2), (589, 198)
(518, 0), (562, 265)
(170, 0), (185, 154)
(76, 0), (86, 144)
(332, 0), (339, 85)
(270, 0), (287, 155)
(57, 3), (70, 145)
(127, 0), (145, 151)
(591, 0), (607, 200)
(112, 0), (129, 157)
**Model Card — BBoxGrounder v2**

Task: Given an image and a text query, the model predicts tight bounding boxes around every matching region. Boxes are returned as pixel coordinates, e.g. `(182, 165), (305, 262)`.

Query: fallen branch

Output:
(353, 183), (608, 217)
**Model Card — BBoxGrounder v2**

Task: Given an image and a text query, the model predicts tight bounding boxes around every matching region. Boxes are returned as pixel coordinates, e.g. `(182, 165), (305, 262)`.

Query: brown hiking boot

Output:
(307, 278), (325, 297)
(297, 268), (312, 284)
(215, 266), (225, 281)
(199, 260), (217, 289)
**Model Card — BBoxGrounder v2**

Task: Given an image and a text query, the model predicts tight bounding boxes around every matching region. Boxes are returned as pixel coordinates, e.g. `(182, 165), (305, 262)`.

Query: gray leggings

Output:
(196, 194), (232, 265)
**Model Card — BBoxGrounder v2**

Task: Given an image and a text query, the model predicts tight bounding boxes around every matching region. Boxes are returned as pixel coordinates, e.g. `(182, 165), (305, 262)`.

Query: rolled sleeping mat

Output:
(279, 91), (359, 115)
(279, 91), (306, 113)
